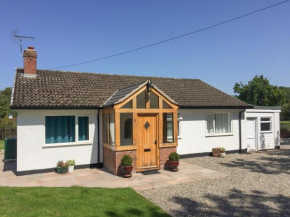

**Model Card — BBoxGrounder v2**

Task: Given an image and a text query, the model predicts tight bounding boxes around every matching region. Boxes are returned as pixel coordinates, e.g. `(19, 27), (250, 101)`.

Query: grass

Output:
(0, 187), (170, 217)
(281, 121), (290, 124)
(0, 140), (4, 150)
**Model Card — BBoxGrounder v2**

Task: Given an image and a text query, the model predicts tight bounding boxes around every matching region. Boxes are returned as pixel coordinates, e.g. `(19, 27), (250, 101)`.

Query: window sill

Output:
(206, 134), (233, 137)
(43, 142), (92, 148)
(261, 131), (272, 134)
(178, 136), (182, 139)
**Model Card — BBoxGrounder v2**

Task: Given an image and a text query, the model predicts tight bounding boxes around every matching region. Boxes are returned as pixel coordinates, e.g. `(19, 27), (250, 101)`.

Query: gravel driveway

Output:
(139, 145), (290, 217)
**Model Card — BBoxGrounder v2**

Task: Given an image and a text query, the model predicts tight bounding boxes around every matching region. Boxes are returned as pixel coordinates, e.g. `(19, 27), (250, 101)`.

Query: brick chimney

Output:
(23, 46), (37, 76)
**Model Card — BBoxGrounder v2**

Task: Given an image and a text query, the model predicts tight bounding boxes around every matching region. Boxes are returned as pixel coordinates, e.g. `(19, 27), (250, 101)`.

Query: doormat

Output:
(141, 170), (161, 175)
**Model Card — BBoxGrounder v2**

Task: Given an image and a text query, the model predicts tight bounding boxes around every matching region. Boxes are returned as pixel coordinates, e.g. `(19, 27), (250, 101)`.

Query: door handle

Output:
(154, 140), (157, 145)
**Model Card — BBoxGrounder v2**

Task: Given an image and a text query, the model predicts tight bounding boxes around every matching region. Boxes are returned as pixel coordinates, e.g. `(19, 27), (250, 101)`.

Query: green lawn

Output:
(281, 121), (290, 124)
(0, 140), (4, 150)
(0, 187), (170, 217)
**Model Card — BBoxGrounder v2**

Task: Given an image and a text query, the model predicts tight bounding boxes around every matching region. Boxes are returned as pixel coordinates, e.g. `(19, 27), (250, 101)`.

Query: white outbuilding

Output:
(245, 106), (281, 151)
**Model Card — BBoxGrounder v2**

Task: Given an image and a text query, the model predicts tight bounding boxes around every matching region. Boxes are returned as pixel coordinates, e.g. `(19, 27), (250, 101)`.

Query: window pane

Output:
(206, 114), (214, 134)
(261, 117), (270, 122)
(150, 92), (159, 108)
(46, 116), (75, 144)
(78, 116), (89, 141)
(103, 114), (108, 143)
(121, 100), (133, 109)
(120, 113), (133, 146)
(163, 113), (174, 143)
(109, 113), (115, 145)
(137, 91), (146, 108)
(261, 123), (271, 131)
(163, 100), (172, 109)
(215, 113), (231, 134)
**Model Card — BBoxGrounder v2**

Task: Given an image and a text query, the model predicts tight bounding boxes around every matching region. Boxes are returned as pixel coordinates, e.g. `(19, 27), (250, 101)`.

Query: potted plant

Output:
(169, 152), (180, 172)
(66, 160), (75, 173)
(121, 155), (133, 178)
(56, 160), (64, 174)
(219, 147), (226, 158)
(212, 148), (219, 157)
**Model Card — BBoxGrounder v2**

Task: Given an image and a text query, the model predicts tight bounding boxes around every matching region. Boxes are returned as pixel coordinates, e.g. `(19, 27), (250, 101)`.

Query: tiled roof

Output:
(11, 68), (252, 109)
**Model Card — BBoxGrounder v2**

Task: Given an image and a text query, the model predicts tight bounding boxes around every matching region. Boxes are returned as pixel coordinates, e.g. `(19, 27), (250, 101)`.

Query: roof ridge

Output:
(16, 67), (201, 81)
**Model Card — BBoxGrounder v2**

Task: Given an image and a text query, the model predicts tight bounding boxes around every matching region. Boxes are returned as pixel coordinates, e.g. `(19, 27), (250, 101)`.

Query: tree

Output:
(0, 87), (14, 119)
(281, 102), (290, 121)
(234, 75), (285, 106)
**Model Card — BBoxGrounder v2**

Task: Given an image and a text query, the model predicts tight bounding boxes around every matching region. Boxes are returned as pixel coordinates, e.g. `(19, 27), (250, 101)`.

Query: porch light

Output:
(9, 114), (13, 119)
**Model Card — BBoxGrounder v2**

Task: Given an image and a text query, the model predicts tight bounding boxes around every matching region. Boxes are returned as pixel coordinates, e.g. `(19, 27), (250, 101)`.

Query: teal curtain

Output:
(78, 116), (89, 141)
(45, 116), (75, 144)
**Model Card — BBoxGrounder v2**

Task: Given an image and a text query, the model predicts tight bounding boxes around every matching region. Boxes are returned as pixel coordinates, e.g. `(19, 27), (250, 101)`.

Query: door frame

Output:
(246, 117), (258, 151)
(136, 113), (160, 172)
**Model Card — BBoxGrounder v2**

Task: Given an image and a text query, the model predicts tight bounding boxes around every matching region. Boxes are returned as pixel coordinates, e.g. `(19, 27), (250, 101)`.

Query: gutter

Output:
(239, 109), (245, 154)
(97, 109), (100, 168)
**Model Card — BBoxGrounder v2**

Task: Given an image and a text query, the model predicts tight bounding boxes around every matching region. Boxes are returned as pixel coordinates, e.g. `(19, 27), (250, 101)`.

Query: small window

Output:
(109, 113), (115, 145)
(46, 116), (75, 144)
(137, 91), (146, 108)
(177, 114), (182, 138)
(120, 113), (133, 146)
(103, 114), (109, 144)
(162, 100), (172, 109)
(121, 100), (133, 109)
(261, 117), (271, 132)
(150, 92), (159, 108)
(163, 113), (174, 143)
(78, 116), (89, 141)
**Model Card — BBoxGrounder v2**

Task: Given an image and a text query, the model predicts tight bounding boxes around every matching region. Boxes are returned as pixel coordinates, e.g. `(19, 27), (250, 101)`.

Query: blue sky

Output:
(0, 0), (289, 94)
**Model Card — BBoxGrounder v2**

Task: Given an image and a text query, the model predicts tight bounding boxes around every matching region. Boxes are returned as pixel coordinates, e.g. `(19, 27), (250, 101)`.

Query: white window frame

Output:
(206, 112), (233, 136)
(177, 114), (182, 139)
(260, 117), (272, 133)
(44, 114), (92, 147)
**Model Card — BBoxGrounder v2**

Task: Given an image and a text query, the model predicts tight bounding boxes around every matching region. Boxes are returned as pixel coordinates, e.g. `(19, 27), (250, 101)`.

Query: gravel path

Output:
(139, 145), (290, 217)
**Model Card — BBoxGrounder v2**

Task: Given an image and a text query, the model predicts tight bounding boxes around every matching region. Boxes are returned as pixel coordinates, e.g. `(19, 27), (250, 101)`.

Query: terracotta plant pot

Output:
(169, 161), (179, 172)
(213, 152), (219, 157)
(122, 165), (133, 178)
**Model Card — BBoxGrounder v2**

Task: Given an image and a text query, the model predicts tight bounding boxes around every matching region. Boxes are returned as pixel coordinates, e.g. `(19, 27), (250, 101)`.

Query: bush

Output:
(57, 160), (64, 167)
(169, 152), (180, 161)
(66, 160), (75, 166)
(212, 147), (226, 153)
(121, 155), (133, 166)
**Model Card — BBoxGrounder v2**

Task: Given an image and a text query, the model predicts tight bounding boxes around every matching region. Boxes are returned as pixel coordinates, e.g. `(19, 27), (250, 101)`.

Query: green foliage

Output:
(234, 76), (285, 106)
(121, 155), (133, 166)
(0, 87), (16, 119)
(0, 140), (4, 150)
(281, 102), (290, 121)
(279, 86), (290, 103)
(169, 152), (180, 161)
(0, 187), (170, 217)
(66, 159), (75, 166)
(0, 118), (17, 129)
(212, 147), (226, 153)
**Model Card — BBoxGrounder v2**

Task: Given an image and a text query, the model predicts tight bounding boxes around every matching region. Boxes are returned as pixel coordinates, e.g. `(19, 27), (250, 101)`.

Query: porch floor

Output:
(0, 152), (226, 190)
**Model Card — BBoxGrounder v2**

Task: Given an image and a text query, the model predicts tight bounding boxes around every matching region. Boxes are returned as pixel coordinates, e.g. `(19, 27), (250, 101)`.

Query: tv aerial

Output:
(12, 30), (35, 54)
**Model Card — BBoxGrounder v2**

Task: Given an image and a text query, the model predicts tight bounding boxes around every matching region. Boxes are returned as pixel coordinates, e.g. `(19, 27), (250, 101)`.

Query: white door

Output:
(247, 118), (257, 151)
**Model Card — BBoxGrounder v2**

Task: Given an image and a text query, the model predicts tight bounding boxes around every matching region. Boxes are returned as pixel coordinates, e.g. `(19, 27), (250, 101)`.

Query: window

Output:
(46, 116), (75, 144)
(120, 113), (133, 146)
(206, 113), (232, 135)
(177, 114), (182, 138)
(103, 113), (115, 145)
(78, 116), (89, 141)
(163, 113), (174, 143)
(260, 117), (271, 132)
(150, 92), (159, 108)
(121, 100), (133, 109)
(137, 90), (146, 108)
(163, 100), (173, 109)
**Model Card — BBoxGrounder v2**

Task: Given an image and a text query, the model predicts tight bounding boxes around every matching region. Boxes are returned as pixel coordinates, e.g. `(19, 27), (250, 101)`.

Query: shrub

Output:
(219, 147), (226, 153)
(121, 155), (133, 166)
(57, 160), (64, 167)
(212, 148), (218, 153)
(66, 160), (75, 166)
(169, 152), (180, 161)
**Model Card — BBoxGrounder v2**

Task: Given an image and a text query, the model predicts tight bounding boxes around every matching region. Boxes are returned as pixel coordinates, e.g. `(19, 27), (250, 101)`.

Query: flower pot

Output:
(213, 152), (219, 157)
(68, 165), (74, 173)
(169, 161), (179, 172)
(61, 167), (67, 174)
(56, 167), (61, 174)
(219, 153), (226, 158)
(122, 165), (133, 178)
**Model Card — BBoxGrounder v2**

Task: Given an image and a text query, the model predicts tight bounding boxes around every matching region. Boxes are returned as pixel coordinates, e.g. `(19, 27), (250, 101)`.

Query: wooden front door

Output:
(136, 114), (158, 171)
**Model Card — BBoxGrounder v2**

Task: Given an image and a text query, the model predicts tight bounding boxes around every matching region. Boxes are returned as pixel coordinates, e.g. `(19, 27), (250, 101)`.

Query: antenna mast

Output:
(12, 30), (35, 54)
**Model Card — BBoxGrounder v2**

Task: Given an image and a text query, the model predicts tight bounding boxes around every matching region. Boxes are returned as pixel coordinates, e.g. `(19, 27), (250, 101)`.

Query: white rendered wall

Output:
(17, 109), (101, 172)
(245, 109), (280, 150)
(177, 109), (246, 155)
